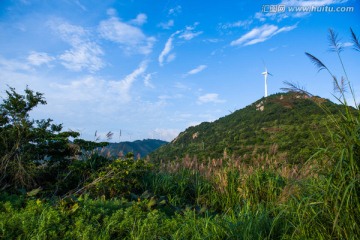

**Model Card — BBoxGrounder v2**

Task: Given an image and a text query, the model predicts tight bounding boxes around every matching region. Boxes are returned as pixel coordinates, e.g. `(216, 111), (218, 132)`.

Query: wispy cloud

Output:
(0, 52), (54, 73)
(51, 76), (104, 101)
(184, 65), (207, 77)
(109, 61), (148, 101)
(59, 43), (104, 72)
(48, 18), (104, 72)
(158, 31), (179, 66)
(0, 56), (32, 72)
(51, 61), (147, 104)
(203, 38), (222, 43)
(231, 24), (297, 46)
(179, 23), (203, 40)
(197, 93), (225, 104)
(158, 20), (174, 29)
(168, 5), (182, 16)
(159, 24), (202, 66)
(144, 72), (155, 88)
(98, 12), (155, 55)
(0, 57), (165, 142)
(219, 19), (253, 30)
(342, 42), (354, 47)
(27, 51), (55, 66)
(74, 0), (87, 11)
(157, 93), (183, 106)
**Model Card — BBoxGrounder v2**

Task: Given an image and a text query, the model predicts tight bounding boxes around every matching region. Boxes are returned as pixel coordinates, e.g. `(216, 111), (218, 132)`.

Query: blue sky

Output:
(0, 0), (359, 142)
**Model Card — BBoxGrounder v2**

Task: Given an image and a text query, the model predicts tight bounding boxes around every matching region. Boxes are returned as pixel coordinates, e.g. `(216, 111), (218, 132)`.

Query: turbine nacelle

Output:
(262, 69), (273, 76)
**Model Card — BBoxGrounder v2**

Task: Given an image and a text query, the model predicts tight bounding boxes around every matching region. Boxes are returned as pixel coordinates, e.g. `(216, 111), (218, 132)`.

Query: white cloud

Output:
(269, 47), (278, 52)
(219, 19), (253, 30)
(204, 38), (221, 43)
(109, 61), (148, 101)
(158, 31), (180, 66)
(166, 53), (176, 63)
(27, 51), (55, 66)
(184, 65), (207, 77)
(74, 0), (87, 11)
(197, 93), (225, 104)
(254, 12), (267, 22)
(51, 61), (147, 103)
(0, 56), (32, 72)
(179, 31), (202, 40)
(168, 5), (182, 16)
(129, 13), (147, 26)
(158, 20), (174, 29)
(158, 37), (173, 66)
(179, 24), (203, 40)
(144, 73), (155, 88)
(158, 24), (203, 66)
(98, 14), (155, 55)
(59, 42), (104, 72)
(50, 76), (104, 101)
(231, 24), (297, 46)
(48, 19), (88, 46)
(48, 19), (104, 72)
(342, 42), (354, 47)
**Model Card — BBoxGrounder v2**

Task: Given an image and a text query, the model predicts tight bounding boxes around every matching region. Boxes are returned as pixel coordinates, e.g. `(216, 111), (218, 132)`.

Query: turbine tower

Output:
(261, 64), (273, 97)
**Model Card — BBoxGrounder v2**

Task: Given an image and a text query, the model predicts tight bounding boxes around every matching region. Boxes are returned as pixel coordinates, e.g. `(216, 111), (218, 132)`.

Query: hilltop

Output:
(151, 92), (344, 163)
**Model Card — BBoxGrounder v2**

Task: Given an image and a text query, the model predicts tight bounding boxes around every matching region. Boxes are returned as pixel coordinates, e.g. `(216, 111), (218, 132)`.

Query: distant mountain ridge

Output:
(151, 92), (347, 163)
(100, 139), (167, 158)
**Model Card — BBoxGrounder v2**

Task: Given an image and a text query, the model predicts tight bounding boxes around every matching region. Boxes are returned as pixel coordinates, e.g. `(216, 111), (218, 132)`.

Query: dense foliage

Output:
(0, 87), (81, 190)
(151, 92), (344, 164)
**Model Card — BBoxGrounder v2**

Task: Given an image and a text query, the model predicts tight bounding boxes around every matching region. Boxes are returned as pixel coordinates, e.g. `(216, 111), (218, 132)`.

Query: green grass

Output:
(0, 193), (289, 240)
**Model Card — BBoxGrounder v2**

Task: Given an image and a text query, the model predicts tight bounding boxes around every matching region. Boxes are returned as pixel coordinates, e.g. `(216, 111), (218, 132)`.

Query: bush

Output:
(87, 157), (153, 198)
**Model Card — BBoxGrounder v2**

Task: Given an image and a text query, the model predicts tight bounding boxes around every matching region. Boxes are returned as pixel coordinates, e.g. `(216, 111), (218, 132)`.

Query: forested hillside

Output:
(151, 92), (346, 163)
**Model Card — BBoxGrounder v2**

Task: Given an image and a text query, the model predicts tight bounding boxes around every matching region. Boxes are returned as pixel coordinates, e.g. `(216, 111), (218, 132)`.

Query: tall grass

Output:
(282, 28), (360, 238)
(0, 193), (291, 239)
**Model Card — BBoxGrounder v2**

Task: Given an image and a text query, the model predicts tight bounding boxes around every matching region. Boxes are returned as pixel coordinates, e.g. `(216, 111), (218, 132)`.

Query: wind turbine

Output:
(261, 63), (273, 97)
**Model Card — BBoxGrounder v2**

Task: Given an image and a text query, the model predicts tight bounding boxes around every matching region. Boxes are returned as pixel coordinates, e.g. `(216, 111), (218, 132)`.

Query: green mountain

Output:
(100, 139), (167, 158)
(151, 92), (346, 163)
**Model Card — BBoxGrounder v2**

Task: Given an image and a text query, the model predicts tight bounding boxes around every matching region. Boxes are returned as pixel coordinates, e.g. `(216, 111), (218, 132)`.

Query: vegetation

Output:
(99, 139), (168, 159)
(151, 92), (345, 164)
(0, 28), (359, 239)
(0, 87), (80, 190)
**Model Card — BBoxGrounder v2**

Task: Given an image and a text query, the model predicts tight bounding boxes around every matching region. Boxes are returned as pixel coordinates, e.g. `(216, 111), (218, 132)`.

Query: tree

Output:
(0, 86), (80, 190)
